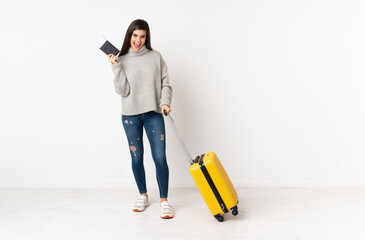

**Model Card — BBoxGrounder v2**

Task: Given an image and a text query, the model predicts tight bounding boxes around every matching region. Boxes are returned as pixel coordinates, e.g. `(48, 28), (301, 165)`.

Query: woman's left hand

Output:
(161, 105), (171, 116)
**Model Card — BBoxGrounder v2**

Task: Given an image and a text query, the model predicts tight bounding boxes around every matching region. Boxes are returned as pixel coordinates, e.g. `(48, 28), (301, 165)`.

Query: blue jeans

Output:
(122, 111), (169, 198)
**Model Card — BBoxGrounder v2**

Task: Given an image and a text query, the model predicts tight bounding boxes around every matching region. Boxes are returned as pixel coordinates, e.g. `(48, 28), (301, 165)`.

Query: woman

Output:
(107, 19), (174, 219)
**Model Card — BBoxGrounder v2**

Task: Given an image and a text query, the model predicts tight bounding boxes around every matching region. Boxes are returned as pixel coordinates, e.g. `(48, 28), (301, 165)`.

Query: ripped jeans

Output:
(122, 111), (169, 198)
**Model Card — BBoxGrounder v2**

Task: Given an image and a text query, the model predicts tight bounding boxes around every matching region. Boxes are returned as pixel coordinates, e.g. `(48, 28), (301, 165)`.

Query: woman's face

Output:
(130, 29), (147, 51)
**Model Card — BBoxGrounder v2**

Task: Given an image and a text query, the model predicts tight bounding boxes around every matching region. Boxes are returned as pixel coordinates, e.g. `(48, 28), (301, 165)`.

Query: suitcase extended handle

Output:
(164, 110), (194, 165)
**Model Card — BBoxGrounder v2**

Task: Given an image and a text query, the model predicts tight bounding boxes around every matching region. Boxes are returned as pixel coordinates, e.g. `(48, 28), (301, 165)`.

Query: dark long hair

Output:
(117, 19), (153, 57)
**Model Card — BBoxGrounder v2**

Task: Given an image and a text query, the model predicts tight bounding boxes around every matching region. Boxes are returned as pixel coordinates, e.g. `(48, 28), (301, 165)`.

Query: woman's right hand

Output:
(108, 54), (118, 64)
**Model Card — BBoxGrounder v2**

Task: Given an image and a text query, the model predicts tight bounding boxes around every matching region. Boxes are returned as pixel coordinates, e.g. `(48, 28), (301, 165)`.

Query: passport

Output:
(96, 36), (120, 56)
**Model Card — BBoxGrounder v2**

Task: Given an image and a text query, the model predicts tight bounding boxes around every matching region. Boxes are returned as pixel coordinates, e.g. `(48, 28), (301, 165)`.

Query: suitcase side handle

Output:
(164, 110), (194, 165)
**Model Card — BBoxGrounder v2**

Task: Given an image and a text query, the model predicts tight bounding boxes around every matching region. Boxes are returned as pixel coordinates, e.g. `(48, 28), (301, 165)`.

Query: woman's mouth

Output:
(134, 43), (141, 48)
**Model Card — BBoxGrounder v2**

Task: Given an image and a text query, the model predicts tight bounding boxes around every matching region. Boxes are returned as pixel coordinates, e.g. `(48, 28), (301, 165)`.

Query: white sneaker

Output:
(132, 195), (150, 212)
(160, 201), (174, 219)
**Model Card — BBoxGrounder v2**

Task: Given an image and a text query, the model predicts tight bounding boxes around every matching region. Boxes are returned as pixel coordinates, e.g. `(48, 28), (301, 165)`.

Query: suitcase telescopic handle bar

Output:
(164, 110), (194, 165)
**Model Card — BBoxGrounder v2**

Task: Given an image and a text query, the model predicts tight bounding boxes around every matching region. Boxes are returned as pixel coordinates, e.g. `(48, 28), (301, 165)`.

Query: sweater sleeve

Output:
(159, 55), (173, 107)
(111, 63), (130, 97)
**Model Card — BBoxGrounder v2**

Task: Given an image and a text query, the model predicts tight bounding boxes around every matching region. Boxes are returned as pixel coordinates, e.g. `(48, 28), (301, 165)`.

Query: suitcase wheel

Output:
(231, 206), (238, 216)
(214, 214), (224, 222)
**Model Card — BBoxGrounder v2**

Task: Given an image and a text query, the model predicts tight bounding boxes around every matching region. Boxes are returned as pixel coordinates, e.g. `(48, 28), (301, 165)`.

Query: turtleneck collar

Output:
(126, 44), (150, 56)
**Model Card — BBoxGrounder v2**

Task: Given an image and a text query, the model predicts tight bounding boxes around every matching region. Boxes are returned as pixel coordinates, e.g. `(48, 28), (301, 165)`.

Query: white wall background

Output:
(0, 0), (364, 188)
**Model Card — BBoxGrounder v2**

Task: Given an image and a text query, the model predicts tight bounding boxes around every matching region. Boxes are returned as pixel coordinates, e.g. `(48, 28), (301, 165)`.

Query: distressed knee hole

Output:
(130, 146), (137, 157)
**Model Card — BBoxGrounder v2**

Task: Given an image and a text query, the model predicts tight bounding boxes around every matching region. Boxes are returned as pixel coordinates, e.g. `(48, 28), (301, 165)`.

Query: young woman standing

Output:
(107, 19), (174, 219)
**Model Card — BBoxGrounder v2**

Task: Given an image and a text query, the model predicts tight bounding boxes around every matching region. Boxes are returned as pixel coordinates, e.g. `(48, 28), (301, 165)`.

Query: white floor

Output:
(0, 187), (365, 240)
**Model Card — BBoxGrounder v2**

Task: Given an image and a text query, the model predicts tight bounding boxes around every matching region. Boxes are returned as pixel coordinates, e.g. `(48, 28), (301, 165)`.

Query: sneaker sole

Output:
(132, 208), (145, 212)
(160, 215), (174, 219)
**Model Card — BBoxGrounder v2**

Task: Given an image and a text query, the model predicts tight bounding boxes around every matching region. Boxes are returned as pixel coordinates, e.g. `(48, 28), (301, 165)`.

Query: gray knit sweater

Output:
(111, 45), (173, 116)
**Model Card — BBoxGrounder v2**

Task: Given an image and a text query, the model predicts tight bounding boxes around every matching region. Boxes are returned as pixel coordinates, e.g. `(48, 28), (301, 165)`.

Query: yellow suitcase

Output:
(190, 151), (238, 222)
(165, 112), (239, 222)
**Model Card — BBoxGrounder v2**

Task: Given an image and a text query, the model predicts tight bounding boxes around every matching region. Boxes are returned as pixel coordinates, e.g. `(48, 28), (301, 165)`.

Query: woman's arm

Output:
(159, 55), (173, 108)
(111, 62), (130, 97)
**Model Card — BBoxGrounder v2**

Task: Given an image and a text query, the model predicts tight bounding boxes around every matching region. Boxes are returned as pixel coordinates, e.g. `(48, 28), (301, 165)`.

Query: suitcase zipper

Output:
(198, 154), (229, 213)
